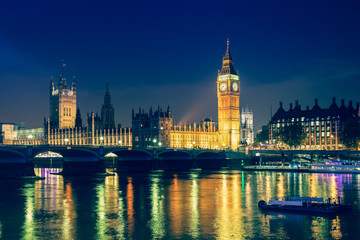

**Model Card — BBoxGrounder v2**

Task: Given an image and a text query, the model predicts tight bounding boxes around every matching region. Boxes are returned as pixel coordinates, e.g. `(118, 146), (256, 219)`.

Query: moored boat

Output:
(310, 159), (360, 173)
(258, 196), (351, 214)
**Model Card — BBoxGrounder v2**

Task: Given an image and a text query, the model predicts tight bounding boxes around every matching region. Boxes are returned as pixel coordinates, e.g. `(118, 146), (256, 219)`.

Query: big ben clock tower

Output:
(217, 39), (240, 150)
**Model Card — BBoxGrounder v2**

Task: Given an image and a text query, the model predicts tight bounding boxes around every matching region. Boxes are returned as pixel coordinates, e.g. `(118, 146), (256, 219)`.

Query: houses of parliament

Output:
(8, 41), (254, 150)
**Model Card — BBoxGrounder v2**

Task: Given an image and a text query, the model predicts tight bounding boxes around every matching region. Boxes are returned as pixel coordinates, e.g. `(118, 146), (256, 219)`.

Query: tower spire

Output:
(219, 39), (237, 75)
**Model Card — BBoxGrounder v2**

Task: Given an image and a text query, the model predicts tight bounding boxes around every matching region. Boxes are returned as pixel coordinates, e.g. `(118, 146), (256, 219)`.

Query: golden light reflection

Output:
(169, 173), (182, 236)
(216, 173), (243, 240)
(330, 216), (343, 239)
(117, 188), (126, 240)
(149, 175), (165, 239)
(63, 182), (76, 240)
(190, 173), (200, 239)
(104, 174), (126, 239)
(276, 174), (285, 198)
(126, 177), (135, 237)
(309, 174), (318, 197)
(21, 184), (35, 240)
(329, 175), (338, 199)
(95, 184), (107, 240)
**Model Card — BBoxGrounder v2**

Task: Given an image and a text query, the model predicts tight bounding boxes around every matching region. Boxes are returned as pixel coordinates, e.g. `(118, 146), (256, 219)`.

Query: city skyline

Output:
(1, 0), (360, 132)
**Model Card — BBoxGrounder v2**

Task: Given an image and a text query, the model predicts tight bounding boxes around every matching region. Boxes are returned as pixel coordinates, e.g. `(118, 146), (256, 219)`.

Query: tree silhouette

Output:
(340, 117), (360, 150)
(255, 129), (269, 143)
(276, 123), (306, 149)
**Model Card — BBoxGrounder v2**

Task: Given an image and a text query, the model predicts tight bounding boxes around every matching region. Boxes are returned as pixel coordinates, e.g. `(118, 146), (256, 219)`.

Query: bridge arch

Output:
(156, 150), (192, 160)
(34, 147), (103, 176)
(33, 148), (99, 161)
(0, 148), (35, 178)
(108, 149), (153, 160)
(0, 149), (26, 163)
(195, 151), (223, 160)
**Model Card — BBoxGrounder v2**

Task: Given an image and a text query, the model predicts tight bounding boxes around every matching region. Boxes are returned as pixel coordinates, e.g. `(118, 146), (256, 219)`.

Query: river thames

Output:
(0, 169), (359, 240)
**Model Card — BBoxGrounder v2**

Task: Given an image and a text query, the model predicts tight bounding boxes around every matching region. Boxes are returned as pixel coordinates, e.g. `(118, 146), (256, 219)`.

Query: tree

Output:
(340, 117), (360, 150)
(255, 129), (269, 143)
(276, 123), (306, 149)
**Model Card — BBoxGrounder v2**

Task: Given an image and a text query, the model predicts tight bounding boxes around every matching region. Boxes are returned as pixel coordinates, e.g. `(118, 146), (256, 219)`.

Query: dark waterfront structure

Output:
(270, 98), (360, 150)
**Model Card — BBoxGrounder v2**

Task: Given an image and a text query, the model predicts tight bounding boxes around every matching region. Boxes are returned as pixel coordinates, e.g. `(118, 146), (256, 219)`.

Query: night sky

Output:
(1, 0), (360, 132)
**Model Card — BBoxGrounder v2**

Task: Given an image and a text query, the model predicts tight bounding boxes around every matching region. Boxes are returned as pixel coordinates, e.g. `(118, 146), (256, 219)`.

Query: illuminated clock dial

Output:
(219, 82), (227, 91)
(232, 82), (238, 92)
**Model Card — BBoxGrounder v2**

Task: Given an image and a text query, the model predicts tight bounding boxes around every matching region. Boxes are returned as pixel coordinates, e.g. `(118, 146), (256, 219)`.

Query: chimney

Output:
(289, 103), (293, 110)
(306, 106), (309, 111)
(295, 100), (299, 107)
(349, 100), (353, 108)
(279, 101), (283, 108)
(341, 99), (345, 106)
(315, 98), (318, 105)
(332, 97), (336, 104)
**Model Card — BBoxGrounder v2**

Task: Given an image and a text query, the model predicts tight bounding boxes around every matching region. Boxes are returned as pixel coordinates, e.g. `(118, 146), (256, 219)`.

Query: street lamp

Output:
(100, 136), (104, 146)
(153, 138), (157, 147)
(64, 138), (69, 145)
(118, 140), (122, 145)
(27, 135), (33, 145)
(159, 142), (162, 147)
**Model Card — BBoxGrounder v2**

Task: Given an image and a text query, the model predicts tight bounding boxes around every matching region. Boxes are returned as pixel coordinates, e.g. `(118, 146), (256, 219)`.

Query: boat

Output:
(258, 196), (351, 214)
(309, 159), (360, 173)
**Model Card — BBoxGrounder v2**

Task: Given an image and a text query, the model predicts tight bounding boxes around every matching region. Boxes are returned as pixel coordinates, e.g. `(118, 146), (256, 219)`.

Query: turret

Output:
(71, 76), (76, 93)
(75, 108), (82, 128)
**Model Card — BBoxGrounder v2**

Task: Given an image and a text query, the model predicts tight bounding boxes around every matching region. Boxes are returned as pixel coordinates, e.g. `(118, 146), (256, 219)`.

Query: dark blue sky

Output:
(1, 0), (360, 131)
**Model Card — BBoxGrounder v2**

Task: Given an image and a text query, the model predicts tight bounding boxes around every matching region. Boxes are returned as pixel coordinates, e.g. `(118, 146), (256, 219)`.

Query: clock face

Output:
(219, 82), (227, 92)
(232, 82), (238, 92)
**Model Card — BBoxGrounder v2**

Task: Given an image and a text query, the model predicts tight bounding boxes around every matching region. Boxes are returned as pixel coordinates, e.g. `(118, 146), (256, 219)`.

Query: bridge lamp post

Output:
(64, 138), (69, 146)
(118, 140), (122, 146)
(159, 142), (162, 147)
(100, 136), (104, 146)
(153, 139), (157, 148)
(223, 143), (225, 150)
(27, 135), (33, 145)
(193, 141), (196, 149)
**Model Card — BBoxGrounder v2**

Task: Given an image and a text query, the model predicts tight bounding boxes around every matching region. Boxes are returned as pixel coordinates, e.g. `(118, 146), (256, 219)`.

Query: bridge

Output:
(0, 145), (246, 178)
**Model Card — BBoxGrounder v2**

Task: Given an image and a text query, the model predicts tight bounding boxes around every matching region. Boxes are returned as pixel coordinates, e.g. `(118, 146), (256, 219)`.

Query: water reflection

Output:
(1, 170), (360, 239)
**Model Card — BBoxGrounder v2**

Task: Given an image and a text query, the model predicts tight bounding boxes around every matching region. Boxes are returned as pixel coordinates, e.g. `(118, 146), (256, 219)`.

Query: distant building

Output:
(269, 98), (360, 150)
(13, 128), (45, 145)
(0, 123), (16, 144)
(240, 106), (254, 145)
